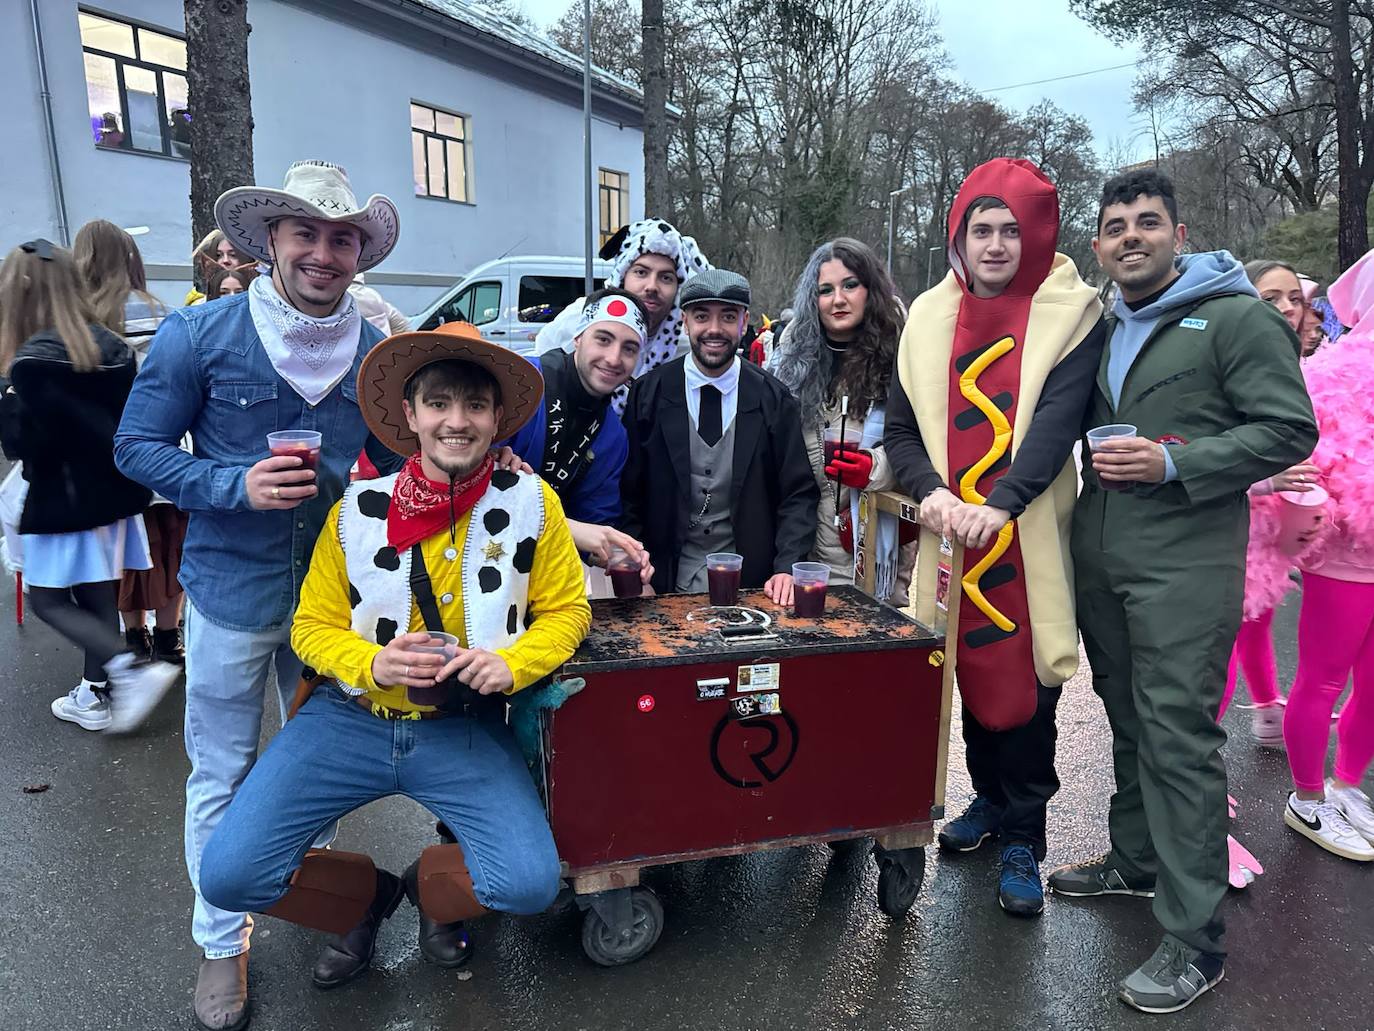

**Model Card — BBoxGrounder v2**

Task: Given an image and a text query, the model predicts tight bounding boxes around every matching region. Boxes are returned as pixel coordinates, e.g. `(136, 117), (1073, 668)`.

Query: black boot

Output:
(403, 857), (474, 968)
(152, 626), (185, 665)
(311, 869), (404, 989)
(124, 626), (152, 660)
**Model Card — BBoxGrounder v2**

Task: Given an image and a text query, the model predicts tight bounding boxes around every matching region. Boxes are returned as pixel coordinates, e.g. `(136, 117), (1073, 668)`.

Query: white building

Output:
(4, 0), (647, 312)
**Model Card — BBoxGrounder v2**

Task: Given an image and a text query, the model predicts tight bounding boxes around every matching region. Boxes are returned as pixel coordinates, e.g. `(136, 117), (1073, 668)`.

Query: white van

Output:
(410, 256), (613, 354)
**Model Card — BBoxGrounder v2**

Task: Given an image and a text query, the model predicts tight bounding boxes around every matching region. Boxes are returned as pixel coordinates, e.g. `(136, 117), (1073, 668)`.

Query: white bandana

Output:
(575, 294), (648, 343)
(248, 273), (362, 405)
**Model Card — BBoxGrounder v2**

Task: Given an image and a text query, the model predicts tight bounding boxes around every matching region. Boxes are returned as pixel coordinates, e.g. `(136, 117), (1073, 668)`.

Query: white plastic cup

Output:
(411, 631), (459, 662)
(791, 562), (830, 617)
(1086, 423), (1137, 492)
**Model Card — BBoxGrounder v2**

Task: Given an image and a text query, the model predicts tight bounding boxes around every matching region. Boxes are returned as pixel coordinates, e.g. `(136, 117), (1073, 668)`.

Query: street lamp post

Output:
(582, 0), (594, 295)
(886, 185), (912, 270)
(925, 245), (942, 292)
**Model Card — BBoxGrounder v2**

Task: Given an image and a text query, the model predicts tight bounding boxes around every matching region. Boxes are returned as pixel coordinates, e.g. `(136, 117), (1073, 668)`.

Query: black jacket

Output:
(0, 325), (151, 533)
(620, 356), (819, 594)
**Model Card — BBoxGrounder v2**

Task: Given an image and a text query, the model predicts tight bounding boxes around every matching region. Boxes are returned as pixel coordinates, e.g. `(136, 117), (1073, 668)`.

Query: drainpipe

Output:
(30, 0), (71, 245)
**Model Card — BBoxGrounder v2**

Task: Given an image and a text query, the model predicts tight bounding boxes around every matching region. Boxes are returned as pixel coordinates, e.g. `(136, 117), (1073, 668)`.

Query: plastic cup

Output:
(823, 426), (864, 466)
(267, 430), (323, 472)
(791, 562), (830, 617)
(706, 552), (743, 607)
(1277, 484), (1328, 556)
(1086, 423), (1137, 492)
(607, 545), (643, 598)
(406, 632), (460, 707)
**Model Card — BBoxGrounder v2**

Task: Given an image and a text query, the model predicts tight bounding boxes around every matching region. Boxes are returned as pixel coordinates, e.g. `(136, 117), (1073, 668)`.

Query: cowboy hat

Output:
(357, 322), (545, 456)
(214, 160), (399, 272)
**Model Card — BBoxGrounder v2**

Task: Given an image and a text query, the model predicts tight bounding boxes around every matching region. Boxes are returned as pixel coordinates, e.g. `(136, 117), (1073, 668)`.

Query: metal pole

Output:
(30, 0), (70, 245)
(582, 0), (594, 295)
(886, 186), (910, 271)
(925, 245), (941, 292)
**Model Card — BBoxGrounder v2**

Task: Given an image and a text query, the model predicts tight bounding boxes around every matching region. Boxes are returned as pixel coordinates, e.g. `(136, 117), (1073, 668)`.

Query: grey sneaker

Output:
(50, 685), (111, 731)
(1047, 856), (1155, 897)
(1118, 939), (1224, 1014)
(106, 653), (180, 734)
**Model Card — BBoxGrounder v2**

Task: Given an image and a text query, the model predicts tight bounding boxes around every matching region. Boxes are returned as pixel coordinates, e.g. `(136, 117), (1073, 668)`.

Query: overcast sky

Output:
(516, 0), (1147, 163)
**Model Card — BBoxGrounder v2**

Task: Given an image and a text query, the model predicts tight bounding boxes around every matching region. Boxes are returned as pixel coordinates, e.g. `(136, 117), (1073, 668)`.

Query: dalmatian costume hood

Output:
(534, 219), (713, 413)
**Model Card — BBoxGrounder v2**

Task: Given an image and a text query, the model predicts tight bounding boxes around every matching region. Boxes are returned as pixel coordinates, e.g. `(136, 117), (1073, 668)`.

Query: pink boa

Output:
(1242, 492), (1294, 619)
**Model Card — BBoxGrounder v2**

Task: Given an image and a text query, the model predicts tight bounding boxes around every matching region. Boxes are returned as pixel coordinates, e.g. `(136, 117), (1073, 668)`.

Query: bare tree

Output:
(185, 0), (254, 255)
(642, 0), (670, 215)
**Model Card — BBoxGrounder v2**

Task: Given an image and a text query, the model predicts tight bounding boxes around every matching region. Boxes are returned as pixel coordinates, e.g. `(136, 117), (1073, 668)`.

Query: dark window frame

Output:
(79, 8), (189, 160)
(598, 168), (629, 247)
(411, 101), (472, 205)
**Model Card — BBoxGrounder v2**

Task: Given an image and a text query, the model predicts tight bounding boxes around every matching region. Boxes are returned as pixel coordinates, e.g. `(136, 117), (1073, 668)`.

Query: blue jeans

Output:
(199, 686), (560, 920)
(184, 601), (304, 959)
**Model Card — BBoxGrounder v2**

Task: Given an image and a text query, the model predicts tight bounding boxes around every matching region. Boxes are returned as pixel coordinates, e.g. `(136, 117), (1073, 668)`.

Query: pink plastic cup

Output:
(1277, 484), (1328, 556)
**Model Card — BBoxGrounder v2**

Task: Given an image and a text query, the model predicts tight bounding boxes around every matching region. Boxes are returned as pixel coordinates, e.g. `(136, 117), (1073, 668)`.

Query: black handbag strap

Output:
(408, 544), (446, 633)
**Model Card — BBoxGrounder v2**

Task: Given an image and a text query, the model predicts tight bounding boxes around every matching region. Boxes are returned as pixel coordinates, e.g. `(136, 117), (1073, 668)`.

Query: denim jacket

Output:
(114, 293), (399, 631)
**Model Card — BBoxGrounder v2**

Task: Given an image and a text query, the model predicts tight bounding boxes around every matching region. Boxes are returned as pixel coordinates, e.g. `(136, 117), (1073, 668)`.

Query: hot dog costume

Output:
(897, 159), (1101, 731)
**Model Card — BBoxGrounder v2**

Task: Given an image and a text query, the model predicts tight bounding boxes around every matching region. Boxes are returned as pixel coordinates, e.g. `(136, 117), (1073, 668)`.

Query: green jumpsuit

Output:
(1072, 292), (1317, 958)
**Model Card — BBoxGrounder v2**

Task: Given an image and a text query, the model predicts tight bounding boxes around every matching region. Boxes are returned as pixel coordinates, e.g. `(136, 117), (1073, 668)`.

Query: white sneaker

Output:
(1250, 702), (1285, 748)
(50, 685), (111, 731)
(1326, 779), (1374, 845)
(105, 653), (180, 734)
(1284, 793), (1374, 861)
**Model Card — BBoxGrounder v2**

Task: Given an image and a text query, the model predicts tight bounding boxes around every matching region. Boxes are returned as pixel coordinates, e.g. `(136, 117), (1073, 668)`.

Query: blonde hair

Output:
(0, 242), (100, 374)
(74, 219), (165, 336)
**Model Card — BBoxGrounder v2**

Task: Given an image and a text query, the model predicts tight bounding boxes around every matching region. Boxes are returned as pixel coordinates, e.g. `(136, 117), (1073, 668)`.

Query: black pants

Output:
(28, 580), (124, 683)
(962, 682), (1062, 860)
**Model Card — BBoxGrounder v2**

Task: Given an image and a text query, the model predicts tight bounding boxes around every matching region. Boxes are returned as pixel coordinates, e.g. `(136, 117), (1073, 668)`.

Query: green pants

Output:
(1071, 487), (1241, 958)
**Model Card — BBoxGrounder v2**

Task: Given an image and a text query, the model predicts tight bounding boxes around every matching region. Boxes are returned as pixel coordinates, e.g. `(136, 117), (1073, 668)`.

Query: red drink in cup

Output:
(1085, 423), (1137, 492)
(267, 430), (322, 472)
(405, 632), (459, 707)
(706, 553), (743, 606)
(823, 427), (863, 466)
(607, 546), (643, 598)
(791, 561), (830, 618)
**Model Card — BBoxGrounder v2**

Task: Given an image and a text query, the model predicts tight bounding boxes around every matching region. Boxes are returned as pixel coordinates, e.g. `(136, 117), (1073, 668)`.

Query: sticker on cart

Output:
(728, 692), (781, 720)
(736, 662), (780, 692)
(935, 534), (954, 613)
(696, 678), (729, 701)
(637, 694), (655, 713)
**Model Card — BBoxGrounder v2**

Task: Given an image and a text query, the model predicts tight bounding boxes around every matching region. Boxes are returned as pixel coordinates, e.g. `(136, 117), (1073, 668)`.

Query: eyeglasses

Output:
(19, 239), (56, 261)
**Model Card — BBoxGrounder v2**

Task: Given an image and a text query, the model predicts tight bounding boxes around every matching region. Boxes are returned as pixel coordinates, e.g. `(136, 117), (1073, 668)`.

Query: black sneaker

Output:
(1047, 856), (1155, 897)
(152, 626), (185, 666)
(124, 626), (152, 659)
(1118, 939), (1224, 1014)
(938, 796), (1003, 853)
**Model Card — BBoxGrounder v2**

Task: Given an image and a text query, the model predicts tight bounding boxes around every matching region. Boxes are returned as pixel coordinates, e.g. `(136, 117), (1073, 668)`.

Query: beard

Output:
(690, 333), (737, 370)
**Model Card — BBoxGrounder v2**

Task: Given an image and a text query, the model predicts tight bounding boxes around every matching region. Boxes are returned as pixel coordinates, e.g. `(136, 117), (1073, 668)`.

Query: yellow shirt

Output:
(291, 479), (591, 713)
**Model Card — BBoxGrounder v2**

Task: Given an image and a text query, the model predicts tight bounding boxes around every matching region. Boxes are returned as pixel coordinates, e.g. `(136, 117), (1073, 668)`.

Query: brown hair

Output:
(206, 266), (258, 298)
(73, 219), (165, 336)
(0, 242), (100, 374)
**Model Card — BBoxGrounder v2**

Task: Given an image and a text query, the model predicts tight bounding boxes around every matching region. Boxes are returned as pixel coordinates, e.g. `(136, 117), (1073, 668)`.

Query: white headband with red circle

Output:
(575, 294), (648, 344)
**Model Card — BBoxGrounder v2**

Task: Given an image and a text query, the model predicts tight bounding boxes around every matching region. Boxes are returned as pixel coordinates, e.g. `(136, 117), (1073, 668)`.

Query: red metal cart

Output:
(538, 582), (955, 965)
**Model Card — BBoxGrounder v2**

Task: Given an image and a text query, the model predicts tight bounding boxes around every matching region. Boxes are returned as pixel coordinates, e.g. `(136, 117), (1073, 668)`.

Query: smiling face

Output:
(686, 301), (744, 376)
(621, 253), (679, 333)
(1094, 195), (1187, 301)
(573, 320), (641, 397)
(1254, 267), (1305, 332)
(267, 216), (363, 317)
(817, 259), (869, 341)
(963, 205), (1021, 298)
(402, 374), (503, 482)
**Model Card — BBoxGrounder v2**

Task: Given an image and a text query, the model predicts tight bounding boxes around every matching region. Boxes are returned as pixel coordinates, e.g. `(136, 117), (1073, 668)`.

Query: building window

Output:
(599, 169), (629, 247)
(411, 102), (471, 203)
(79, 10), (190, 158)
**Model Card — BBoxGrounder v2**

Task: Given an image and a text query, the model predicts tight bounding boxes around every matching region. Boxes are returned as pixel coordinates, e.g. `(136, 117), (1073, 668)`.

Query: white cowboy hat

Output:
(214, 160), (399, 272)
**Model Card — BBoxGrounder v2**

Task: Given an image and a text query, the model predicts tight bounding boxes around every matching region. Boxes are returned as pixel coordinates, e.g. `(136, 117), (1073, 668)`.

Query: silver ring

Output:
(404, 665), (411, 678)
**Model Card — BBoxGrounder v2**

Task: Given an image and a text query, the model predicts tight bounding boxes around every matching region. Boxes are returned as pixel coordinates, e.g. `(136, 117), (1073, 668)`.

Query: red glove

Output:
(825, 448), (873, 489)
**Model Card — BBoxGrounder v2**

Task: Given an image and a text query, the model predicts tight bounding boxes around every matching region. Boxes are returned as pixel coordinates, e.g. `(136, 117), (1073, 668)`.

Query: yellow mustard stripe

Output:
(955, 335), (1018, 633)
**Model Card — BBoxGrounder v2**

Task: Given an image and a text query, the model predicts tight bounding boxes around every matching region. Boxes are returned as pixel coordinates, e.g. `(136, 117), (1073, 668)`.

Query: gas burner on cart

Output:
(685, 606), (777, 640)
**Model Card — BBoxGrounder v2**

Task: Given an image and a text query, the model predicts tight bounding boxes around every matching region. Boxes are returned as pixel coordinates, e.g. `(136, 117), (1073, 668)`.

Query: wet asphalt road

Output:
(2, 585), (1369, 1031)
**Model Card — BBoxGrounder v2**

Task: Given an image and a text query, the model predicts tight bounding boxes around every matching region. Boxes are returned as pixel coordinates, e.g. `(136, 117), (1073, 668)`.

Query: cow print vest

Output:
(336, 468), (546, 694)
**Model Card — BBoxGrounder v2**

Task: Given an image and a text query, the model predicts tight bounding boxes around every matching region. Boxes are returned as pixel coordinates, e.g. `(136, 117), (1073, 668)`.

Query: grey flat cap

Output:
(679, 268), (751, 309)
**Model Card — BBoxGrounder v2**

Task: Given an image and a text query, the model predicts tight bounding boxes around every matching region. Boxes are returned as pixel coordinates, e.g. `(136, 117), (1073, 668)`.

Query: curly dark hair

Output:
(1097, 169), (1179, 230)
(772, 237), (903, 416)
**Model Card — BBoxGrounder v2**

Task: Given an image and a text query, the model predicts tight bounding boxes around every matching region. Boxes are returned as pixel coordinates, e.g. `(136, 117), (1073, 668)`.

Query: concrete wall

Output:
(2, 0), (644, 315)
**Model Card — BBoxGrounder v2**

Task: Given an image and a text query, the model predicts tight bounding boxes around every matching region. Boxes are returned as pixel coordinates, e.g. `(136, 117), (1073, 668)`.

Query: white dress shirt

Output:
(684, 353), (742, 434)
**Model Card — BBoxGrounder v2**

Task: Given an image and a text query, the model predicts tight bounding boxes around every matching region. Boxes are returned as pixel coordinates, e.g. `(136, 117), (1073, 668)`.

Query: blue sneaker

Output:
(998, 844), (1044, 917)
(937, 796), (1003, 852)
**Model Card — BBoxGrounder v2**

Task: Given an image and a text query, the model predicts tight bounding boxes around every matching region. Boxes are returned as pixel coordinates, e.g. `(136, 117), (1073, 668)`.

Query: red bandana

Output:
(387, 452), (494, 552)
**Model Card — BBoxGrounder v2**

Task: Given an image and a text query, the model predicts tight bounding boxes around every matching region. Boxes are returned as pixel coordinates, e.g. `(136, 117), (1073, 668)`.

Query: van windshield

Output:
(518, 275), (606, 324)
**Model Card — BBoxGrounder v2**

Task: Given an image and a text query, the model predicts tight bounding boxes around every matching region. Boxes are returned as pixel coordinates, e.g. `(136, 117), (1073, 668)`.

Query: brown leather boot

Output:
(193, 953), (249, 1031)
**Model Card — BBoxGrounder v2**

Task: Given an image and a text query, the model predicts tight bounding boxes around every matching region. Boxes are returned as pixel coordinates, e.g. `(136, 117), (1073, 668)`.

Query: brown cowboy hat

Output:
(357, 322), (544, 456)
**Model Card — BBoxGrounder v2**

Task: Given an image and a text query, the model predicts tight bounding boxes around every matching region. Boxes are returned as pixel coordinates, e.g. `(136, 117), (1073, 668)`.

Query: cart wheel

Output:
(876, 847), (926, 918)
(581, 887), (664, 966)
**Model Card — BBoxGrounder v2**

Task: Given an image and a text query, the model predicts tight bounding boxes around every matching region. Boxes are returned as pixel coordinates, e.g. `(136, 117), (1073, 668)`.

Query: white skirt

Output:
(20, 516), (152, 589)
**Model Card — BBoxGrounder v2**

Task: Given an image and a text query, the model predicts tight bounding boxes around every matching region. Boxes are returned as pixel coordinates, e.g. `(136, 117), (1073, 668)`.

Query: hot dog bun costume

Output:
(899, 159), (1100, 730)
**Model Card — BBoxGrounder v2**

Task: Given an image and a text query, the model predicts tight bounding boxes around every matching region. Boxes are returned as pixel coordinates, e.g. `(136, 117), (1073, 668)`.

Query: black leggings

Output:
(28, 580), (125, 683)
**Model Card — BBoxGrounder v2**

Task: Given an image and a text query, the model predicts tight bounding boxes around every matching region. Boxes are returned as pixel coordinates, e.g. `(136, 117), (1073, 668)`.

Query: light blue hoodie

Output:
(1106, 250), (1256, 406)
(1105, 250), (1257, 480)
